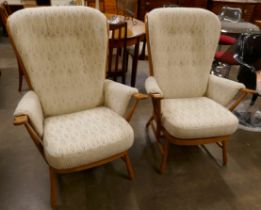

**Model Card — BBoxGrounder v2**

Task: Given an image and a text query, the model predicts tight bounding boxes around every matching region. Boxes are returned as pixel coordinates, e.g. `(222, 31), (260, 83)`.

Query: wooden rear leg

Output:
(49, 168), (57, 210)
(122, 152), (135, 180)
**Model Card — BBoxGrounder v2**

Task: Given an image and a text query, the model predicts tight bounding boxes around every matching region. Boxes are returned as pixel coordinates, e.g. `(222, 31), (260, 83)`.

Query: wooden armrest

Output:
(240, 88), (258, 95)
(149, 93), (163, 100)
(14, 115), (28, 125)
(133, 92), (149, 100)
(14, 114), (45, 156)
(125, 93), (148, 122)
(228, 88), (255, 111)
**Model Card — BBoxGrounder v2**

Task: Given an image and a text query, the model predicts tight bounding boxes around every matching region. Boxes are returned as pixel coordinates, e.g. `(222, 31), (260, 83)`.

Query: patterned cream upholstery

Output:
(104, 79), (138, 116)
(10, 7), (138, 171)
(147, 8), (220, 99)
(161, 97), (238, 139)
(145, 76), (163, 96)
(146, 8), (246, 172)
(146, 8), (244, 138)
(207, 74), (245, 106)
(14, 91), (44, 136)
(8, 7), (107, 117)
(44, 107), (134, 169)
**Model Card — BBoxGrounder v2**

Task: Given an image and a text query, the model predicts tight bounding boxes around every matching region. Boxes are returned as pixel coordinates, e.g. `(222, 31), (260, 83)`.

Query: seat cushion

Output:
(43, 107), (134, 169)
(161, 97), (238, 139)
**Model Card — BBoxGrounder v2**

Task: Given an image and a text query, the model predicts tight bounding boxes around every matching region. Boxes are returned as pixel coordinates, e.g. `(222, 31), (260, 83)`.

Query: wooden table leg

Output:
(130, 38), (140, 87)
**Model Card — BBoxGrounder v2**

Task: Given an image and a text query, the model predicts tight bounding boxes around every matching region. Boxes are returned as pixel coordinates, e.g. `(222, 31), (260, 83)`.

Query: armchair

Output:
(145, 8), (247, 173)
(8, 7), (146, 209)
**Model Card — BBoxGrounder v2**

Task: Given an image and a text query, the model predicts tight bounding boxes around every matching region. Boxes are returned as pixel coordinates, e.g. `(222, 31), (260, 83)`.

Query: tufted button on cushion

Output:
(44, 107), (134, 169)
(161, 97), (238, 139)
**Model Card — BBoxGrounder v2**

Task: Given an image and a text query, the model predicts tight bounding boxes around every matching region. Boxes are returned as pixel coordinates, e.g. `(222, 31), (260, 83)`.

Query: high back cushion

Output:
(147, 8), (220, 98)
(8, 7), (108, 116)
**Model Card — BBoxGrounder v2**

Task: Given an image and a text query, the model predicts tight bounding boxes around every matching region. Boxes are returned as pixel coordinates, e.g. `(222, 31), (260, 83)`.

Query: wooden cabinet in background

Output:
(137, 0), (208, 20)
(254, 2), (261, 19)
(179, 0), (208, 7)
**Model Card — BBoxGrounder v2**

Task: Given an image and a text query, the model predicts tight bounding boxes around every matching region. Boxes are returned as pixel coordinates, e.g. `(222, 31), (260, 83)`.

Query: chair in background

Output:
(107, 22), (128, 83)
(2, 1), (11, 14)
(234, 31), (261, 105)
(211, 34), (238, 78)
(0, 1), (11, 34)
(0, 1), (24, 91)
(8, 7), (146, 209)
(126, 1), (177, 68)
(145, 8), (247, 173)
(219, 34), (236, 45)
(219, 6), (242, 23)
(125, 36), (147, 87)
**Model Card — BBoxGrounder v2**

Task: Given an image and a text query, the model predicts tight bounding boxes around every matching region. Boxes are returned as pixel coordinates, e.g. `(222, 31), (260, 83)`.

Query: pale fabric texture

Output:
(8, 7), (108, 117)
(146, 8), (243, 139)
(10, 7), (136, 170)
(161, 97), (238, 139)
(104, 80), (138, 116)
(44, 107), (134, 169)
(145, 76), (163, 95)
(207, 75), (245, 106)
(147, 8), (221, 98)
(14, 91), (44, 136)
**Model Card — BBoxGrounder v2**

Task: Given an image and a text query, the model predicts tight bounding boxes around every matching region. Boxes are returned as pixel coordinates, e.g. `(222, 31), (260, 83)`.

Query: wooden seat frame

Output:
(7, 20), (147, 209)
(145, 15), (254, 174)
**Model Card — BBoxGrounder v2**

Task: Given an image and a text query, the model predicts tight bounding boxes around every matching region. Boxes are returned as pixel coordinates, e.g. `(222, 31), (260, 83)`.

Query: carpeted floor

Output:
(1, 36), (261, 210)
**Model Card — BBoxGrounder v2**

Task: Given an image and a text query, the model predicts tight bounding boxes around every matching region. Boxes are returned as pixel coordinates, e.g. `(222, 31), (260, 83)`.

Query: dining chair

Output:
(145, 8), (248, 173)
(7, 7), (146, 209)
(219, 6), (242, 23)
(0, 1), (24, 92)
(0, 1), (10, 34)
(211, 34), (237, 78)
(127, 37), (147, 60)
(107, 21), (128, 83)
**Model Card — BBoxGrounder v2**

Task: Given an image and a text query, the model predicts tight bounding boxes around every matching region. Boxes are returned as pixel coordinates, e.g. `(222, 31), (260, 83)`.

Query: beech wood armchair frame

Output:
(7, 8), (147, 209)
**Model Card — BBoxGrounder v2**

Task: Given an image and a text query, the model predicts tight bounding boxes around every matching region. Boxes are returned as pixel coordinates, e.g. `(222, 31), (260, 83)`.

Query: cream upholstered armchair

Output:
(145, 8), (249, 174)
(7, 7), (146, 209)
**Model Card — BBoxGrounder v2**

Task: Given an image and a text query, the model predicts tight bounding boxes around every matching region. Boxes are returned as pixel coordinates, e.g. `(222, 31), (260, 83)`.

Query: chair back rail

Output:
(108, 21), (128, 83)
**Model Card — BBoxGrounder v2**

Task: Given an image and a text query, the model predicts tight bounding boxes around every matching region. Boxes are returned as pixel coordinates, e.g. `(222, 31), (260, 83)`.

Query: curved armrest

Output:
(14, 91), (44, 137)
(207, 74), (245, 106)
(240, 88), (258, 95)
(145, 76), (163, 96)
(228, 88), (257, 111)
(125, 93), (148, 121)
(104, 79), (138, 117)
